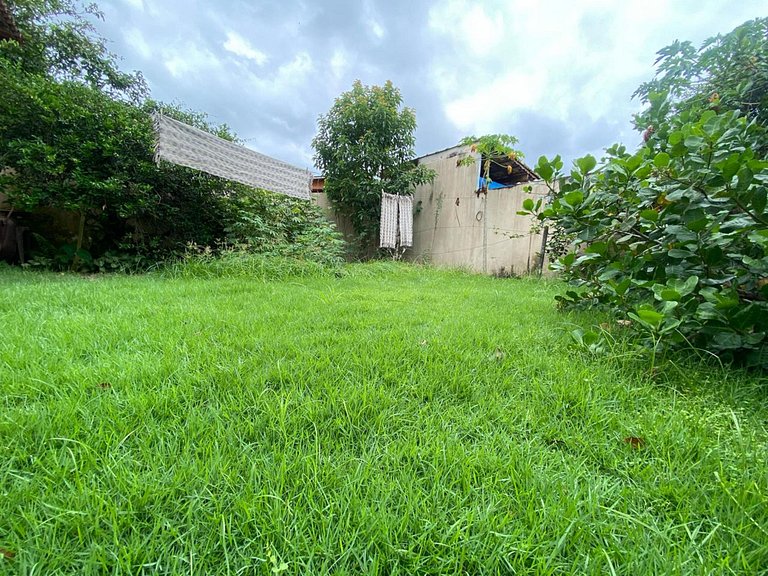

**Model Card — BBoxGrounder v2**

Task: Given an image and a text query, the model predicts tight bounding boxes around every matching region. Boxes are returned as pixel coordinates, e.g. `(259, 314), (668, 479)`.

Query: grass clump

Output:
(0, 263), (766, 574)
(159, 247), (340, 280)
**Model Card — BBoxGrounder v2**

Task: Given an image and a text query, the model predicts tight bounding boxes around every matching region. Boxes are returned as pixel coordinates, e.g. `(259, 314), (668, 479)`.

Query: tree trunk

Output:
(71, 210), (86, 271)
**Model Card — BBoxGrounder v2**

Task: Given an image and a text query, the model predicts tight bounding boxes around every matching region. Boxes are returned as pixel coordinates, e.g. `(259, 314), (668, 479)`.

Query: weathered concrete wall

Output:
(409, 146), (550, 276)
(312, 147), (551, 274)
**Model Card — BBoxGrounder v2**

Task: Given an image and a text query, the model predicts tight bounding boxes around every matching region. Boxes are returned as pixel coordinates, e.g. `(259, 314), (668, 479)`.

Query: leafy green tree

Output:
(2, 0), (146, 100)
(524, 18), (768, 366)
(1, 0), (343, 271)
(312, 80), (434, 253)
(0, 60), (153, 265)
(634, 17), (768, 133)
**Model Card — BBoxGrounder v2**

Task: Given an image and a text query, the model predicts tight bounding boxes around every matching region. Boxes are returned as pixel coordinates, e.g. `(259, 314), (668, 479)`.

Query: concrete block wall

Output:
(409, 146), (550, 276)
(312, 145), (552, 275)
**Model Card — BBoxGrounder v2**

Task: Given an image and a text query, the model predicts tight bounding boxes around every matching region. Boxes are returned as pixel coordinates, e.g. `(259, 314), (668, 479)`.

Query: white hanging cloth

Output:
(153, 113), (311, 200)
(398, 194), (413, 247)
(379, 193), (413, 249)
(380, 193), (398, 249)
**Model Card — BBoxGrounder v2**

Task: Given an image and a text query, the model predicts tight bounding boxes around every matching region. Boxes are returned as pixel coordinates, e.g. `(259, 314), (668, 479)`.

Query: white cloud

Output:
(123, 28), (152, 60)
(121, 0), (144, 11)
(163, 44), (221, 78)
(277, 52), (313, 81)
(226, 52), (315, 119)
(97, 0), (768, 169)
(370, 20), (385, 39)
(223, 32), (268, 65)
(330, 49), (348, 80)
(444, 69), (547, 131)
(429, 0), (675, 137)
(362, 0), (386, 40)
(429, 0), (503, 57)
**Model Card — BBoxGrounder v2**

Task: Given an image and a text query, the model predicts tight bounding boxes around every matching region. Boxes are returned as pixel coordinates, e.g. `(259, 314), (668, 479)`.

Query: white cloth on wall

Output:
(398, 194), (413, 247)
(153, 113), (311, 200)
(380, 193), (399, 249)
(379, 193), (413, 249)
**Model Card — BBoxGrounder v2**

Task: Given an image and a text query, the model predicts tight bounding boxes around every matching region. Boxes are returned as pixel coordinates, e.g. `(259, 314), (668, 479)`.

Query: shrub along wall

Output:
(523, 18), (768, 366)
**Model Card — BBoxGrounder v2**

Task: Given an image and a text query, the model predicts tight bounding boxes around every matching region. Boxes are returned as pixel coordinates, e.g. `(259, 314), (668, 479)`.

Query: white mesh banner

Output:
(153, 113), (311, 200)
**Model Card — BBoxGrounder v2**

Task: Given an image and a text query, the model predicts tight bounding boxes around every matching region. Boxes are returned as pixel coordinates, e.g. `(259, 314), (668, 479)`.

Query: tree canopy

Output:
(634, 17), (768, 132)
(3, 0), (146, 100)
(312, 80), (434, 252)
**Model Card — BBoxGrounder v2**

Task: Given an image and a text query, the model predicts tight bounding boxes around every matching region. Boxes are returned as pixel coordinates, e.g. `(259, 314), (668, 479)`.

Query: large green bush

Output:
(525, 18), (768, 366)
(1, 0), (344, 271)
(3, 0), (147, 100)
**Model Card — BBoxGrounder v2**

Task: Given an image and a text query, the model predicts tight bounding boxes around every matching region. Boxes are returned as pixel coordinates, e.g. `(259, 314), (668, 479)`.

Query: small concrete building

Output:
(408, 145), (550, 276)
(311, 144), (552, 275)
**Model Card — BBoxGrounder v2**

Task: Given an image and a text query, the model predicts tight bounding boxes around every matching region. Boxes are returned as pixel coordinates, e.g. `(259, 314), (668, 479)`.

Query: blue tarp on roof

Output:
(478, 177), (514, 190)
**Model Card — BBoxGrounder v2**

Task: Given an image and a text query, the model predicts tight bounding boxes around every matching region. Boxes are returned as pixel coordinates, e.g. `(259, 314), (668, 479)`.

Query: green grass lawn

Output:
(1, 262), (767, 575)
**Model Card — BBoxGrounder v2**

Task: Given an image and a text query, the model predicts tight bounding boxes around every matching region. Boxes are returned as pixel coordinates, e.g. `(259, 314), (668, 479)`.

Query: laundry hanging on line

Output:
(380, 193), (413, 249)
(153, 113), (311, 200)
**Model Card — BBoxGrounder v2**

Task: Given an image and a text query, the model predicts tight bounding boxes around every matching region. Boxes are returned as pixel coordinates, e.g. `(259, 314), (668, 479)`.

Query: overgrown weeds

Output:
(160, 245), (341, 281)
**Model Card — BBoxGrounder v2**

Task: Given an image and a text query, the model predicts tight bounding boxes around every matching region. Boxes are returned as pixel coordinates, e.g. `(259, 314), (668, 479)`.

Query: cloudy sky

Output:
(97, 0), (765, 173)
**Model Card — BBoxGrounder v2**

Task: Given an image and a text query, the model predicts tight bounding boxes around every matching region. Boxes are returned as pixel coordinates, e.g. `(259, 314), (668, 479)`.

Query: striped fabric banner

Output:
(153, 113), (311, 200)
(398, 194), (413, 247)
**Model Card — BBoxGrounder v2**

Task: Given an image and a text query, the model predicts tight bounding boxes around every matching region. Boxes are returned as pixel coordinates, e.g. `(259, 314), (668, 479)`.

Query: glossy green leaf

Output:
(654, 152), (670, 168)
(753, 188), (767, 215)
(640, 209), (659, 221)
(629, 307), (664, 329)
(663, 289), (681, 301)
(668, 131), (684, 145)
(634, 164), (653, 179)
(615, 278), (632, 296)
(737, 166), (753, 189)
(585, 242), (608, 255)
(677, 275), (699, 297)
(535, 156), (554, 181)
(563, 190), (584, 206)
(575, 155), (597, 175)
(668, 249), (694, 259)
(713, 332), (743, 350)
(684, 135), (703, 149)
(522, 198), (534, 211)
(717, 154), (741, 180)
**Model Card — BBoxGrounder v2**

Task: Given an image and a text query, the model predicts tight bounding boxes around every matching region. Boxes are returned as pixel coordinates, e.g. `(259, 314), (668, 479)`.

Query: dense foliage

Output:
(633, 17), (768, 132)
(312, 80), (434, 253)
(1, 0), (343, 271)
(2, 0), (146, 100)
(525, 18), (768, 366)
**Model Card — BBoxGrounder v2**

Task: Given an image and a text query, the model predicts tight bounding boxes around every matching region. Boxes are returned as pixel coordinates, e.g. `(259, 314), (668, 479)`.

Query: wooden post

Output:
(538, 225), (549, 275)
